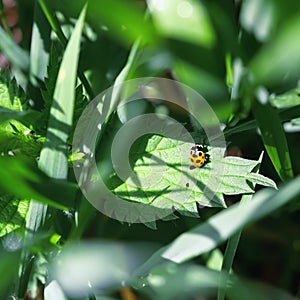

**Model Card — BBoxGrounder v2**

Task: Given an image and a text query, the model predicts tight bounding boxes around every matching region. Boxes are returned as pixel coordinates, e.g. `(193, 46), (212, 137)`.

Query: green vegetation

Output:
(0, 0), (299, 299)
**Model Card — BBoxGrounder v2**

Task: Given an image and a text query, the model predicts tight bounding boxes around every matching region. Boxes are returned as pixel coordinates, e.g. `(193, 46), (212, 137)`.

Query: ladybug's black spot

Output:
(190, 158), (194, 162)
(192, 154), (198, 158)
(196, 159), (200, 163)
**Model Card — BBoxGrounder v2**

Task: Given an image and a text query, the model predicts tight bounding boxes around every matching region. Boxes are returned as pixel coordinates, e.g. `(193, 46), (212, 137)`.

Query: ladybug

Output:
(189, 143), (210, 169)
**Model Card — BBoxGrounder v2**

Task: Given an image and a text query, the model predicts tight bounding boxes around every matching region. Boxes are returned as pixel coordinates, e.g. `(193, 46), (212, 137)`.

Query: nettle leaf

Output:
(0, 194), (29, 237)
(39, 43), (61, 134)
(70, 84), (88, 140)
(110, 135), (277, 218)
(39, 44), (88, 139)
(0, 69), (29, 111)
(0, 70), (42, 157)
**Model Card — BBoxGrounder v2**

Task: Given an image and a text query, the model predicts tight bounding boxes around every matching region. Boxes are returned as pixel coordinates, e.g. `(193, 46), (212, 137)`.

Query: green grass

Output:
(0, 0), (300, 299)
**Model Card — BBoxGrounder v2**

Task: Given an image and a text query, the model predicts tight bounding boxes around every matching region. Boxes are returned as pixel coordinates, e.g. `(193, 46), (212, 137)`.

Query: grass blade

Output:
(26, 2), (87, 231)
(217, 194), (250, 300)
(38, 4), (87, 178)
(252, 101), (293, 181)
(18, 5), (87, 297)
(135, 176), (300, 276)
(134, 175), (300, 275)
(29, 0), (51, 88)
(38, 0), (94, 99)
(162, 176), (299, 263)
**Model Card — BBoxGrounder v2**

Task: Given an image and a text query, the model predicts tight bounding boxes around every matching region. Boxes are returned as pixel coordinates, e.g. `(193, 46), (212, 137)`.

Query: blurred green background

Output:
(0, 0), (300, 299)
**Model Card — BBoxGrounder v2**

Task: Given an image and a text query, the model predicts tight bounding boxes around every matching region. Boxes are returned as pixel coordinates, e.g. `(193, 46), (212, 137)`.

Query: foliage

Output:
(0, 0), (299, 299)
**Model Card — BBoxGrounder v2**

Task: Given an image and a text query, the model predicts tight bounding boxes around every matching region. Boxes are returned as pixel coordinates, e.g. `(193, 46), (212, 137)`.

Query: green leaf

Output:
(0, 27), (29, 72)
(0, 70), (41, 157)
(252, 101), (293, 181)
(249, 13), (300, 86)
(0, 70), (30, 132)
(110, 135), (276, 220)
(0, 107), (40, 127)
(222, 105), (300, 137)
(38, 0), (94, 99)
(147, 0), (216, 47)
(144, 263), (224, 299)
(270, 86), (300, 108)
(218, 153), (266, 300)
(0, 70), (28, 110)
(0, 195), (29, 237)
(161, 176), (299, 263)
(135, 176), (300, 275)
(87, 0), (157, 47)
(0, 156), (77, 210)
(22, 9), (87, 280)
(142, 262), (295, 300)
(141, 262), (295, 300)
(38, 44), (61, 132)
(173, 60), (231, 122)
(19, 9), (87, 294)
(0, 249), (20, 297)
(38, 4), (87, 178)
(29, 0), (51, 87)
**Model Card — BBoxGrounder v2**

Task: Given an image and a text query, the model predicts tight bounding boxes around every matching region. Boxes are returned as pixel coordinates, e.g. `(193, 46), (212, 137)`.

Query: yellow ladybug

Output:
(190, 144), (210, 169)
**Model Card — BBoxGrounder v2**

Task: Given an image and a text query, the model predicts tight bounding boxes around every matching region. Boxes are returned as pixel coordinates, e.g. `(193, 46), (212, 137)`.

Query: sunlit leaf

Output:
(147, 0), (216, 47)
(29, 1), (51, 87)
(0, 70), (28, 110)
(0, 70), (41, 156)
(0, 195), (29, 237)
(39, 4), (87, 178)
(109, 135), (276, 222)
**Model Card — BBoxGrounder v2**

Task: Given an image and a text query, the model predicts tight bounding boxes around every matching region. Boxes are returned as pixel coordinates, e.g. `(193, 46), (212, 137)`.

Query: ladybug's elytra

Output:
(189, 144), (210, 169)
